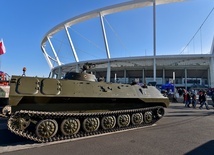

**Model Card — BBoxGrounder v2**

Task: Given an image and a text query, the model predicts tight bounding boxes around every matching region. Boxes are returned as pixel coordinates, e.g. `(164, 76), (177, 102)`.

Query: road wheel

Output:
(36, 119), (58, 138)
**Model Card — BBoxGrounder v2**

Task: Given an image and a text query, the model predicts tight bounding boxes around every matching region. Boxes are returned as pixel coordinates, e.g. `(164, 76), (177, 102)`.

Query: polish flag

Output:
(0, 39), (6, 55)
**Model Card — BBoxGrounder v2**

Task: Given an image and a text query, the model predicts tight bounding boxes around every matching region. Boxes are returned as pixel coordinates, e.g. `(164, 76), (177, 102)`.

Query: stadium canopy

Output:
(41, 0), (184, 45)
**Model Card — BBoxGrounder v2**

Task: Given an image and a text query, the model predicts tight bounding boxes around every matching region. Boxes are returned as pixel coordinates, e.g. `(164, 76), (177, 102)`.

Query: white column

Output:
(208, 68), (210, 87)
(142, 69), (145, 84)
(163, 68), (165, 84)
(209, 57), (214, 87)
(106, 62), (111, 82)
(124, 69), (127, 83)
(185, 68), (187, 90)
(153, 58), (156, 81)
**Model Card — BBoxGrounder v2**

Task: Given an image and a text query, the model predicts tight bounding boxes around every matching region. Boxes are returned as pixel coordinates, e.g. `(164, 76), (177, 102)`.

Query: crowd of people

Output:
(182, 89), (211, 110)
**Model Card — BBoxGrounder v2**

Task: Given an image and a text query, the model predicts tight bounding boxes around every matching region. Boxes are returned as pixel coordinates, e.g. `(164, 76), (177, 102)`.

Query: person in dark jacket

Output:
(191, 92), (197, 108)
(199, 91), (209, 110)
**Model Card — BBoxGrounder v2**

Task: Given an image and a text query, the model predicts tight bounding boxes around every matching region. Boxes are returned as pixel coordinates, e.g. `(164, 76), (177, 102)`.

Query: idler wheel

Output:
(60, 118), (80, 135)
(157, 107), (165, 118)
(9, 116), (31, 131)
(36, 119), (58, 138)
(144, 111), (153, 124)
(131, 113), (143, 125)
(117, 114), (130, 127)
(83, 117), (100, 132)
(101, 116), (116, 130)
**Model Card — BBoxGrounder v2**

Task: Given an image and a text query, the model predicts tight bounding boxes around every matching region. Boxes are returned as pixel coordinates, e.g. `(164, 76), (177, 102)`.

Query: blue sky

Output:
(0, 0), (213, 77)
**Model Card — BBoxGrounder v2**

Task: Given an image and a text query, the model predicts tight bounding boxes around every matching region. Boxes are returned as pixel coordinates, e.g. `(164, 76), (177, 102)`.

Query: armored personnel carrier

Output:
(0, 63), (169, 143)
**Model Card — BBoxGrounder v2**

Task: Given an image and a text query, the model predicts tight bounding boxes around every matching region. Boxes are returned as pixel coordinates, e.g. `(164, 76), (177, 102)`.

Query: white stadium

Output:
(40, 0), (214, 90)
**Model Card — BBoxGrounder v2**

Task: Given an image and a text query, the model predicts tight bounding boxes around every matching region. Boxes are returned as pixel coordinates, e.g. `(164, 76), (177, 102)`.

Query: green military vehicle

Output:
(0, 63), (169, 142)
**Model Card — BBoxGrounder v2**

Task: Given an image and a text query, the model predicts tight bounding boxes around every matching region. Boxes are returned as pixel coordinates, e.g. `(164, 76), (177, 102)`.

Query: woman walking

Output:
(199, 91), (209, 110)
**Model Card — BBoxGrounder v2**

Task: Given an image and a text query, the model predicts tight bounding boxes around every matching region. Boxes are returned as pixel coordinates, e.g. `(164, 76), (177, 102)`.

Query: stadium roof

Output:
(41, 0), (184, 45)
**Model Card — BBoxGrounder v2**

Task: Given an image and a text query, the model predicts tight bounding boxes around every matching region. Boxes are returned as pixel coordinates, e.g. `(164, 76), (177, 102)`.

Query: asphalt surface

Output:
(0, 103), (214, 155)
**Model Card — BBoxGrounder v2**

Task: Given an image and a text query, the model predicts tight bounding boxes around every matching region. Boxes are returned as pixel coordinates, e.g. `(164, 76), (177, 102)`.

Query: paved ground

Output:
(0, 103), (214, 155)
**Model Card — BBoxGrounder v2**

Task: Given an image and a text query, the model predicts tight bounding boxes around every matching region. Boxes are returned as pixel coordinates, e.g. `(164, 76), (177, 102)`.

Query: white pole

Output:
(47, 37), (61, 66)
(41, 45), (54, 69)
(64, 25), (79, 62)
(153, 0), (156, 82)
(115, 73), (117, 83)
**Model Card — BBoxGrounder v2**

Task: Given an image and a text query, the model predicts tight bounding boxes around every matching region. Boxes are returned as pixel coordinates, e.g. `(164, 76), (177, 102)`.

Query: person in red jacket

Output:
(183, 90), (191, 107)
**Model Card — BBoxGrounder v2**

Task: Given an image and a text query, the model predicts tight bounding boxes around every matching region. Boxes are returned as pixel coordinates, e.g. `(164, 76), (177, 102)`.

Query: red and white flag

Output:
(0, 39), (6, 55)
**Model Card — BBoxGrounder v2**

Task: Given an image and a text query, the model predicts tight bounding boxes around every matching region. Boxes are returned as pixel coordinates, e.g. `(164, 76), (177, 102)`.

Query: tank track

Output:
(7, 106), (164, 143)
